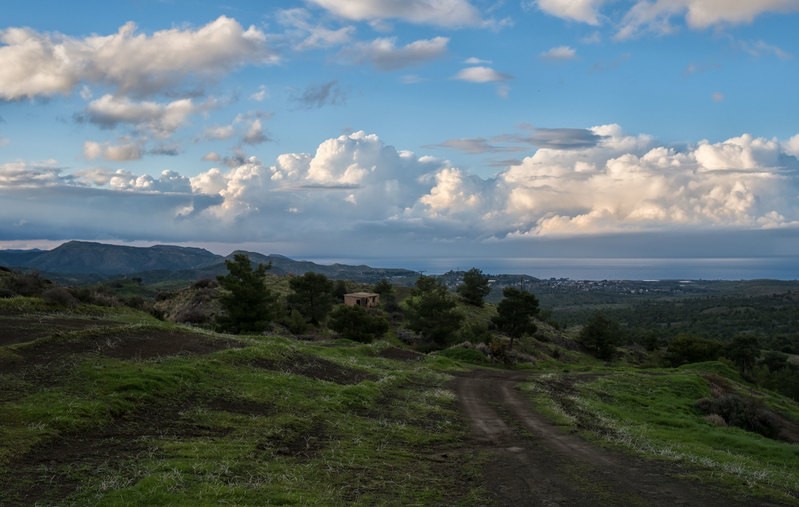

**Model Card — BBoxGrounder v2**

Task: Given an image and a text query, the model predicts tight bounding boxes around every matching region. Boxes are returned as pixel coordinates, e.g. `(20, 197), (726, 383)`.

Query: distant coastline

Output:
(303, 256), (799, 281)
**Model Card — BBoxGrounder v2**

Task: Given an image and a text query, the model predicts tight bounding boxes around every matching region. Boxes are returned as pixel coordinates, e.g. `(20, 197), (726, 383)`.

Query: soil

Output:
(0, 391), (280, 506)
(452, 368), (789, 507)
(100, 329), (243, 360)
(248, 352), (377, 384)
(0, 328), (245, 403)
(0, 397), (235, 507)
(2, 329), (243, 370)
(0, 315), (120, 346)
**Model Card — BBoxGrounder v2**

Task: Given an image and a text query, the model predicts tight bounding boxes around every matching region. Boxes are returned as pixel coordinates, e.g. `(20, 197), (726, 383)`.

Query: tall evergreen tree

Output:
(579, 312), (620, 361)
(216, 253), (276, 334)
(287, 272), (335, 325)
(373, 278), (399, 313)
(726, 334), (761, 377)
(404, 275), (463, 348)
(457, 267), (491, 307)
(492, 287), (539, 350)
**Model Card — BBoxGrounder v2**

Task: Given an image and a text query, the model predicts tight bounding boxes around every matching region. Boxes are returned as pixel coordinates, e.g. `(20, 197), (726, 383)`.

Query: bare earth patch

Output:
(100, 329), (243, 360)
(452, 369), (788, 507)
(248, 352), (376, 384)
(3, 329), (243, 369)
(0, 398), (232, 507)
(0, 329), (244, 402)
(378, 346), (424, 361)
(0, 315), (120, 346)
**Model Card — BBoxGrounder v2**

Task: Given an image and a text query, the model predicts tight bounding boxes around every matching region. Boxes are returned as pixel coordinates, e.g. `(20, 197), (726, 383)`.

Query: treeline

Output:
(553, 292), (799, 353)
(212, 258), (542, 358)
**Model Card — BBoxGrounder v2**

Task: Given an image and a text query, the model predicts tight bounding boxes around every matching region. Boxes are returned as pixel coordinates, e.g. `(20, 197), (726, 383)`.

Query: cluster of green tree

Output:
(570, 308), (799, 402)
(554, 292), (799, 353)
(215, 255), (390, 343)
(216, 259), (542, 352)
(666, 333), (799, 401)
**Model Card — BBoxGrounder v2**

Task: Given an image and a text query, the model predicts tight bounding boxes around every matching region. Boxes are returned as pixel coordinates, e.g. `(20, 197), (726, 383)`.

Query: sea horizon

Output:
(304, 256), (799, 282)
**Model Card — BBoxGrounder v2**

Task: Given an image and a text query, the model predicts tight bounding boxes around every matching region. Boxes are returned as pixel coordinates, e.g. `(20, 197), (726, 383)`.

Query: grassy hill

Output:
(2, 271), (799, 505)
(0, 298), (484, 505)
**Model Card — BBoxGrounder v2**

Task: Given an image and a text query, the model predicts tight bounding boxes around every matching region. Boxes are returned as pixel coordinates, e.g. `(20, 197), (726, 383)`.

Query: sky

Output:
(1, 0), (798, 278)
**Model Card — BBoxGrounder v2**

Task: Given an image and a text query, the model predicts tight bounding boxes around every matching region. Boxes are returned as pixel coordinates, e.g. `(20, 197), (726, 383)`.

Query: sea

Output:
(305, 256), (799, 281)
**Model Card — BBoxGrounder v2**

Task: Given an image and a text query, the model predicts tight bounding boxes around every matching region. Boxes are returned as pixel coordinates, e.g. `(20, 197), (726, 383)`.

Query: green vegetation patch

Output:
(0, 308), (483, 506)
(522, 366), (799, 503)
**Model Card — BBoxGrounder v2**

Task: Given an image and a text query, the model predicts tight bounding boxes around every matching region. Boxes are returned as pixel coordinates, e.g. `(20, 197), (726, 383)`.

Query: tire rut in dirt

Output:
(453, 369), (776, 507)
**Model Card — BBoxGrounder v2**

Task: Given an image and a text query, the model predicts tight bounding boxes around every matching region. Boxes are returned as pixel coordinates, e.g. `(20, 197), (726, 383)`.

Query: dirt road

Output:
(453, 369), (784, 507)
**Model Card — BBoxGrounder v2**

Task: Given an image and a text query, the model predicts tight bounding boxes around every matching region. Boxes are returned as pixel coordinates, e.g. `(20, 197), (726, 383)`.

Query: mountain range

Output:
(0, 241), (419, 284)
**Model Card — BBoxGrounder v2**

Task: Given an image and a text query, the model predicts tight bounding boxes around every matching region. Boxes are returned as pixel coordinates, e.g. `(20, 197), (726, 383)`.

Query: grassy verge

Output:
(521, 364), (799, 504)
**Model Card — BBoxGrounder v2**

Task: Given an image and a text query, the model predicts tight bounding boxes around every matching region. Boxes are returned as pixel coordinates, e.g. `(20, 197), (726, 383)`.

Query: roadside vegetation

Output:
(1, 262), (798, 505)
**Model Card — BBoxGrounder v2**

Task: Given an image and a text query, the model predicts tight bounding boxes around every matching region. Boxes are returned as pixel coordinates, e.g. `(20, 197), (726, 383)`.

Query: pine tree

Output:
(457, 267), (491, 307)
(404, 275), (463, 348)
(492, 287), (539, 350)
(216, 254), (276, 334)
(287, 272), (335, 325)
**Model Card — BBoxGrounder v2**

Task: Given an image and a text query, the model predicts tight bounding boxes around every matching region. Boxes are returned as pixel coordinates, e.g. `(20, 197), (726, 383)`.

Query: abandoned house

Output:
(343, 292), (380, 308)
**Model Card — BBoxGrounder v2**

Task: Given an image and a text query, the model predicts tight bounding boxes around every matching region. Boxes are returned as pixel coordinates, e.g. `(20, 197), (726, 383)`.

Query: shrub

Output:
(42, 287), (78, 307)
(665, 334), (723, 367)
(193, 278), (218, 289)
(458, 321), (492, 345)
(578, 312), (620, 361)
(284, 309), (308, 335)
(695, 394), (782, 440)
(704, 413), (727, 427)
(328, 305), (388, 343)
(10, 272), (51, 297)
(439, 346), (487, 364)
(123, 296), (146, 310)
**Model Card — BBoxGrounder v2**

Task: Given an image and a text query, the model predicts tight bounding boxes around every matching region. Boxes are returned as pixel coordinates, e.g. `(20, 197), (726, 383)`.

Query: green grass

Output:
(522, 365), (799, 504)
(0, 304), (485, 506)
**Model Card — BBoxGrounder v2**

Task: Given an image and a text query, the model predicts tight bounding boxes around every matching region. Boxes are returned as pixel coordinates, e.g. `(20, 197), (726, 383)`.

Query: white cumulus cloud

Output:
(540, 46), (577, 60)
(81, 94), (209, 138)
(535, 0), (608, 25)
(340, 36), (449, 70)
(307, 0), (483, 28)
(454, 66), (512, 83)
(83, 140), (143, 161)
(532, 0), (798, 39)
(0, 16), (274, 100)
(2, 127), (798, 249)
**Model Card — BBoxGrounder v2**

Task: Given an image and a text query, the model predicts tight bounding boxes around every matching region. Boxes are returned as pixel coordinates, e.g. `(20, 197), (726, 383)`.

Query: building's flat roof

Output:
(344, 292), (379, 297)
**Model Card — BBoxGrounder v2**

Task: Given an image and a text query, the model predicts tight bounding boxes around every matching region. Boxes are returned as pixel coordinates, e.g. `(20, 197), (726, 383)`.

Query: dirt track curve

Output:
(453, 369), (785, 507)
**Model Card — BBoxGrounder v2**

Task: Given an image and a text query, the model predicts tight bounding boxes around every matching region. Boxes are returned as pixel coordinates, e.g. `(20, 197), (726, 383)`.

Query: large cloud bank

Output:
(1, 126), (797, 247)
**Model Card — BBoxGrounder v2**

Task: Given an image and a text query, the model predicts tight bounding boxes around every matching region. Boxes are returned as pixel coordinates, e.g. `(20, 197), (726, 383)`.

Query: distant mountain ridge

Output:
(0, 241), (418, 283)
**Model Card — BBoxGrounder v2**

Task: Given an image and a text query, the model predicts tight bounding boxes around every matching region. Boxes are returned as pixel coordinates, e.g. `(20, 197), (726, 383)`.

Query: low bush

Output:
(42, 287), (78, 307)
(439, 346), (488, 364)
(695, 393), (782, 440)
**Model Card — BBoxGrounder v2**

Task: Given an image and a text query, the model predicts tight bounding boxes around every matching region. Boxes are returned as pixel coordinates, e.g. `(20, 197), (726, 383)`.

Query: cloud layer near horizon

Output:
(1, 126), (797, 248)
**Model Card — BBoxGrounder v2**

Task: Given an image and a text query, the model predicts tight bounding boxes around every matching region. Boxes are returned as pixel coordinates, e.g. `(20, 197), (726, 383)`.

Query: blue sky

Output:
(1, 0), (798, 276)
